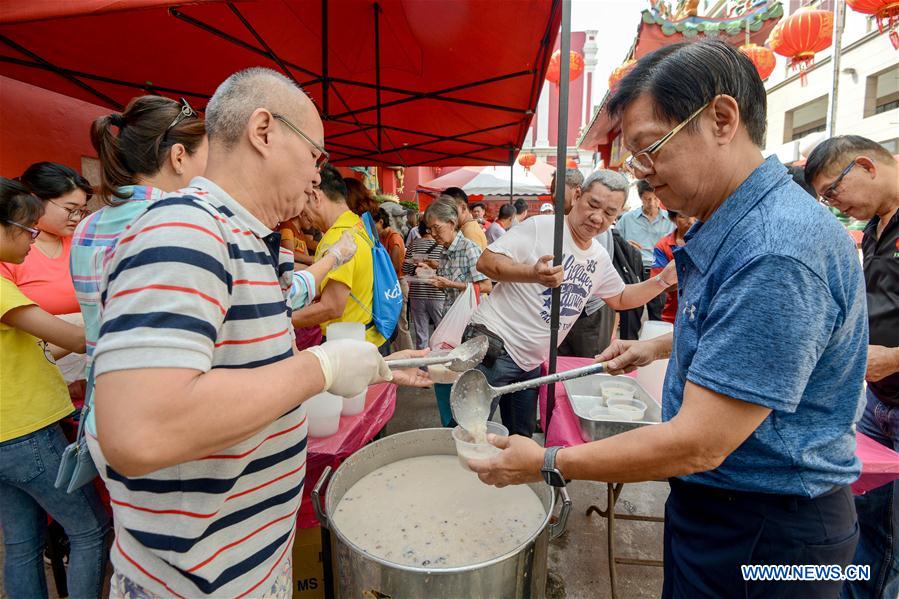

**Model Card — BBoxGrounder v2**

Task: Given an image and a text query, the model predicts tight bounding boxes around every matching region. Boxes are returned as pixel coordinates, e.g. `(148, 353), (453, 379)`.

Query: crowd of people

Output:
(0, 38), (896, 599)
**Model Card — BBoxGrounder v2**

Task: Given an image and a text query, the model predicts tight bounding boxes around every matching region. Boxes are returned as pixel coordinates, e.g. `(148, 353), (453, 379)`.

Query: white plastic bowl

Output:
(452, 421), (509, 471)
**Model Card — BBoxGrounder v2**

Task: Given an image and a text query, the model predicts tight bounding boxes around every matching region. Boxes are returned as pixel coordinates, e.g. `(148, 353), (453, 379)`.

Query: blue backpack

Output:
(350, 212), (402, 340)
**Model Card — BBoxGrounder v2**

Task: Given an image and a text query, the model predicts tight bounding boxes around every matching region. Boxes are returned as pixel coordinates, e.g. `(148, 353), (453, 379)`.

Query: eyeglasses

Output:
(48, 200), (88, 221)
(164, 97), (198, 141)
(4, 220), (41, 239)
(819, 161), (856, 206)
(426, 222), (448, 235)
(271, 112), (330, 170)
(623, 101), (711, 177)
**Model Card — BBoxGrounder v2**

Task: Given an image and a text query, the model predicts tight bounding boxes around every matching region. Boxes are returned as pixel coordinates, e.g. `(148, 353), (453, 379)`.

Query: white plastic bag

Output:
(429, 284), (478, 351)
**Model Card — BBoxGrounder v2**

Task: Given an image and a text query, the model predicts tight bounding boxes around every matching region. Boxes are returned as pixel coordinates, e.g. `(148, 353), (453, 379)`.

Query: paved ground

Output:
(1, 384), (667, 598)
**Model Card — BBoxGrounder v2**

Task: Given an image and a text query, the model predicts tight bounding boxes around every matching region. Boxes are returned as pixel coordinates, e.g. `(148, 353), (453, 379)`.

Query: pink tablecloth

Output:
(538, 356), (899, 495)
(298, 383), (397, 528)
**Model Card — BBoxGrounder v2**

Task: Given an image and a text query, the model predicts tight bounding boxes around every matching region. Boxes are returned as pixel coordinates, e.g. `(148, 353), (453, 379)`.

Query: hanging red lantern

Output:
(546, 50), (585, 86)
(608, 59), (636, 90)
(518, 152), (537, 171)
(565, 158), (578, 168)
(739, 43), (776, 80)
(846, 0), (899, 49)
(767, 7), (834, 84)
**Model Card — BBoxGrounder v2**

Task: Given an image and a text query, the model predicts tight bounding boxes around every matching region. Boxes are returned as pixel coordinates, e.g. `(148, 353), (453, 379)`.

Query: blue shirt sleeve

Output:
(652, 245), (670, 269)
(686, 254), (839, 413)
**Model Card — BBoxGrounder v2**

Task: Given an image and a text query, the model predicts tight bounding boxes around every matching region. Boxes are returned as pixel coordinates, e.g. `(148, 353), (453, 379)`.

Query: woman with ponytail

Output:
(70, 95), (207, 442)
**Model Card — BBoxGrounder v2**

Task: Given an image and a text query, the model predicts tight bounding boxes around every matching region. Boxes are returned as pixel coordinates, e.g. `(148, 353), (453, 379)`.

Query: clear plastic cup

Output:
(570, 394), (603, 414)
(305, 392), (342, 437)
(600, 381), (635, 402)
(588, 406), (619, 421)
(326, 322), (365, 342)
(341, 390), (366, 416)
(452, 421), (509, 471)
(606, 398), (647, 421)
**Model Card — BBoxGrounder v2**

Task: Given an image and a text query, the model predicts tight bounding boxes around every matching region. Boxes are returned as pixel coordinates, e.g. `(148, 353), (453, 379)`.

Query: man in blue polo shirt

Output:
(469, 40), (867, 598)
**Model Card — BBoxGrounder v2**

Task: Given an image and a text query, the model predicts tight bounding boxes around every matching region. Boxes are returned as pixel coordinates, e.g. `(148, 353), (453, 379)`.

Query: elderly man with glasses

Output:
(469, 40), (868, 598)
(806, 135), (899, 599)
(88, 68), (426, 598)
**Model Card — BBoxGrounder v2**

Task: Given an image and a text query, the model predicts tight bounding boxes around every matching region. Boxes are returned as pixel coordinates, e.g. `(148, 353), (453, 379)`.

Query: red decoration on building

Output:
(608, 59), (636, 90)
(546, 50), (585, 86)
(767, 7), (834, 84)
(739, 43), (776, 80)
(847, 0), (899, 49)
(518, 152), (537, 171)
(565, 157), (578, 168)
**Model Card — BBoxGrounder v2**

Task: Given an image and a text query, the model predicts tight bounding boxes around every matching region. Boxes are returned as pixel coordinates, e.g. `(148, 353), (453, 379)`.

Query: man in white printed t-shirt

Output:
(464, 174), (676, 436)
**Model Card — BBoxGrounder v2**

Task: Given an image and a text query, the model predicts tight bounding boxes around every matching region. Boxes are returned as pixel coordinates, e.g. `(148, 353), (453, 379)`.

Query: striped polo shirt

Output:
(88, 177), (306, 598)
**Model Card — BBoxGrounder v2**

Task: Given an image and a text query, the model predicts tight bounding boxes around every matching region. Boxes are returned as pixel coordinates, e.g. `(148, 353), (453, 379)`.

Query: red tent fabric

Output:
(0, 0), (561, 167)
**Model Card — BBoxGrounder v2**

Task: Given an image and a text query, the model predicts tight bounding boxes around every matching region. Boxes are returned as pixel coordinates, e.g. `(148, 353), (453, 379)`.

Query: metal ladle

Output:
(450, 362), (607, 434)
(385, 335), (488, 372)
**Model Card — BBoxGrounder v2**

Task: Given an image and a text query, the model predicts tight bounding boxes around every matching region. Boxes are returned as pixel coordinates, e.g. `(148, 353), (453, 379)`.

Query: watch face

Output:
(543, 469), (565, 487)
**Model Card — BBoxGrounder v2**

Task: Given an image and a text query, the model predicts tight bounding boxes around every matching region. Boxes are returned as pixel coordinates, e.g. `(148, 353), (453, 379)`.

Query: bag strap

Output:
(73, 366), (94, 450)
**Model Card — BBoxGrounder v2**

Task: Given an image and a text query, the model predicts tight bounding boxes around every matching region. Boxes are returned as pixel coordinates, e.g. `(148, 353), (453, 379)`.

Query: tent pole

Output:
(321, 0), (329, 118)
(545, 0), (570, 435)
(510, 163), (514, 204)
(374, 2), (382, 151)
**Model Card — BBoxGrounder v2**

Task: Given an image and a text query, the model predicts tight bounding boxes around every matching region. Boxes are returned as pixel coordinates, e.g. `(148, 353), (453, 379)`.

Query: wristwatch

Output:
(541, 446), (566, 487)
(654, 274), (671, 288)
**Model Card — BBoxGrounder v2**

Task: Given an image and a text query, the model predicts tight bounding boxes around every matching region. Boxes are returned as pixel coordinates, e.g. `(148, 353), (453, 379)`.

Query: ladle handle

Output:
(385, 355), (452, 369)
(493, 362), (606, 397)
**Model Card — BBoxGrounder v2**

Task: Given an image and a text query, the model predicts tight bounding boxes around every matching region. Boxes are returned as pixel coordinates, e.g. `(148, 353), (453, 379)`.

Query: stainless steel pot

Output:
(312, 428), (571, 598)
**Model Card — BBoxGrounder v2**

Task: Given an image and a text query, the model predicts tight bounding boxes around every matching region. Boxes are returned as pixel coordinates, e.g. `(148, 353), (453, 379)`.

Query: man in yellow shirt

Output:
(443, 187), (487, 250)
(292, 165), (386, 347)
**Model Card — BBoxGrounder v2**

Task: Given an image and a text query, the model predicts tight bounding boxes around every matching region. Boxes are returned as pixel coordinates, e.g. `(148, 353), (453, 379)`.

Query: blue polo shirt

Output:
(664, 156), (868, 497)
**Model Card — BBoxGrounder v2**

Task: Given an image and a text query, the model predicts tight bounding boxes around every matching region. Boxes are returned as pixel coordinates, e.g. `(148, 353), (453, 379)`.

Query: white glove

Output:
(304, 339), (393, 397)
(326, 230), (357, 268)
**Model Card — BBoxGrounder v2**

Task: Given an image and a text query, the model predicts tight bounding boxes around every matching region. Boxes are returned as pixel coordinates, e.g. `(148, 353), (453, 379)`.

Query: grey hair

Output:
(205, 67), (304, 147)
(424, 197), (460, 230)
(582, 169), (629, 195)
(551, 167), (585, 189)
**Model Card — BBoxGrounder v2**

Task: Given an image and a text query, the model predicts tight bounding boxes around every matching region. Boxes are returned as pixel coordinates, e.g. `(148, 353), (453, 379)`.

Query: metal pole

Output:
(545, 0), (571, 434)
(321, 0), (329, 118)
(510, 163), (514, 204)
(826, 0), (845, 138)
(374, 2), (382, 151)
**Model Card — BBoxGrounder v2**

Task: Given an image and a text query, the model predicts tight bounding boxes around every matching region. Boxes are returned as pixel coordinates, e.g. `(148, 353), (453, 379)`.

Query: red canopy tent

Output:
(0, 0), (561, 167)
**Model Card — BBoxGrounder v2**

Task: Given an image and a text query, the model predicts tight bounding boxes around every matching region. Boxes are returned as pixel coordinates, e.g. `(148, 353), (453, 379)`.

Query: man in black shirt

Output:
(807, 135), (899, 599)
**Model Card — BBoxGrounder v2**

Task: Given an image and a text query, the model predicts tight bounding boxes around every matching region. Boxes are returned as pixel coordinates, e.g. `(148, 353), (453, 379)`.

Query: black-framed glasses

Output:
(4, 220), (41, 239)
(48, 200), (88, 221)
(623, 100), (711, 177)
(819, 161), (856, 206)
(271, 112), (330, 170)
(164, 97), (198, 139)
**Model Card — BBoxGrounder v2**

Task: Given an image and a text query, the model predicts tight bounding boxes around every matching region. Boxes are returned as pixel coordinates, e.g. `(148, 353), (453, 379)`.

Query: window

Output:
(865, 65), (899, 117)
(783, 96), (828, 143)
(789, 0), (833, 14)
(879, 138), (898, 154)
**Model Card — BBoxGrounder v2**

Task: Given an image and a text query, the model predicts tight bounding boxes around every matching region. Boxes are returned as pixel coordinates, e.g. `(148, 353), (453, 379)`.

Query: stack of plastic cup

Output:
(325, 323), (368, 416)
(305, 392), (342, 437)
(635, 320), (674, 404)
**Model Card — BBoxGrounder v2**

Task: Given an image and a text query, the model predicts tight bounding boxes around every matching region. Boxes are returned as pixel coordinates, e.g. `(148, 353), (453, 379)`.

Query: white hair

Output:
(582, 169), (629, 195)
(205, 67), (305, 147)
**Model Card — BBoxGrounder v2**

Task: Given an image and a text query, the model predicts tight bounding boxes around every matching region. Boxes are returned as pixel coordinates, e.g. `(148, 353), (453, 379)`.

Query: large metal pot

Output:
(312, 428), (571, 598)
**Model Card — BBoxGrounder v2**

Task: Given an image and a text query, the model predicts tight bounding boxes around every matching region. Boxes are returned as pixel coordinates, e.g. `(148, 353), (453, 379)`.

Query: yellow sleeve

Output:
(0, 277), (34, 319)
(317, 229), (357, 290)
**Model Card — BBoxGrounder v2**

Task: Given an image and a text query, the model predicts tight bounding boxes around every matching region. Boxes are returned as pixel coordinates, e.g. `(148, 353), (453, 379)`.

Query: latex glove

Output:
(305, 339), (393, 396)
(326, 230), (357, 267)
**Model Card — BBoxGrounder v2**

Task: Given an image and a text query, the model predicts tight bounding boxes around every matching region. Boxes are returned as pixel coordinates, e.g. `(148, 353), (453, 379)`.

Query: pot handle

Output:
(549, 486), (571, 540)
(312, 466), (333, 530)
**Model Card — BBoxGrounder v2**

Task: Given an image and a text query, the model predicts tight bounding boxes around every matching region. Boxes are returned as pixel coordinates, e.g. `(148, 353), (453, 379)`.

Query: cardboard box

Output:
(292, 526), (325, 599)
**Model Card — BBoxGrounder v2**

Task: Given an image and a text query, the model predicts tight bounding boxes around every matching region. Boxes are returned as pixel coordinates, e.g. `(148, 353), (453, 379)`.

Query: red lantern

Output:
(608, 59), (636, 90)
(767, 7), (834, 83)
(846, 0), (899, 49)
(565, 158), (578, 169)
(546, 50), (585, 86)
(739, 43), (776, 80)
(518, 152), (537, 171)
